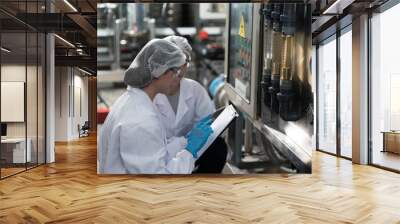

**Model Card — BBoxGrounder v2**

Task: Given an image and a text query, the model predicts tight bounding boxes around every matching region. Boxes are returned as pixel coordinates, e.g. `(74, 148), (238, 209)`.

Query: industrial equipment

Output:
(224, 3), (313, 173)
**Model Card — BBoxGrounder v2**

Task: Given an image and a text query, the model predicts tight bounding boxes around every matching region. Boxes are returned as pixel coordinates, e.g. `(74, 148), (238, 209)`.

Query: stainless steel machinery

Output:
(224, 3), (313, 173)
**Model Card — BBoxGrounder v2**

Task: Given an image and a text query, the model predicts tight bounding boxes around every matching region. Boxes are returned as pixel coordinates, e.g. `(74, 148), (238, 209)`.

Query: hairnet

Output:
(163, 35), (192, 61)
(124, 39), (186, 88)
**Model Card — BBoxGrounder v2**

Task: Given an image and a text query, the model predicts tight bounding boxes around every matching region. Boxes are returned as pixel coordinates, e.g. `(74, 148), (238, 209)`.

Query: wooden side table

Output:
(381, 131), (400, 154)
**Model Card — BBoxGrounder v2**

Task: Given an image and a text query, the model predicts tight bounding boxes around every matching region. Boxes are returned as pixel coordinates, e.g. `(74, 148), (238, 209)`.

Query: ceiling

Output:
(0, 0), (97, 73)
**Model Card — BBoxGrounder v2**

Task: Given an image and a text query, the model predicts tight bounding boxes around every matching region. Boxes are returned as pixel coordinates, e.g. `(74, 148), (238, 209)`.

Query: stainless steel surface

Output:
(253, 120), (312, 172)
(225, 3), (313, 173)
(224, 3), (261, 120)
(259, 3), (313, 171)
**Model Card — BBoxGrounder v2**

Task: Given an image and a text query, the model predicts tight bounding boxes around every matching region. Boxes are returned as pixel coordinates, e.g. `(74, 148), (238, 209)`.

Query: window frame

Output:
(315, 24), (353, 161)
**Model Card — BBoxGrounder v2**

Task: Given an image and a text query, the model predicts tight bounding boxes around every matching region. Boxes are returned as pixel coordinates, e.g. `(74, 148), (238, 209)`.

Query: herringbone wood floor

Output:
(1, 134), (400, 223)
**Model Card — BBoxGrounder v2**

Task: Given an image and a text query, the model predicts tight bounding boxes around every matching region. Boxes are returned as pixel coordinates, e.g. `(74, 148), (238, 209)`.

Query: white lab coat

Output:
(154, 77), (215, 142)
(98, 86), (194, 174)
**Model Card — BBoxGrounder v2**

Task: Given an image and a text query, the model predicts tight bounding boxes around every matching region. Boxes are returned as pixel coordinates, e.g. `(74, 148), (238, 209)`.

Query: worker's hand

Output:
(194, 114), (212, 128)
(185, 122), (213, 159)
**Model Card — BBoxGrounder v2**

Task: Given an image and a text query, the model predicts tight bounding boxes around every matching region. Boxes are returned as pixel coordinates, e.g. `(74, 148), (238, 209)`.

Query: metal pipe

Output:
(268, 4), (283, 114)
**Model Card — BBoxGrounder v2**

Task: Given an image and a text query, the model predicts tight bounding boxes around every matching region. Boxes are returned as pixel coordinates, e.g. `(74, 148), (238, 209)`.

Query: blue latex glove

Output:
(185, 122), (213, 159)
(194, 114), (212, 128)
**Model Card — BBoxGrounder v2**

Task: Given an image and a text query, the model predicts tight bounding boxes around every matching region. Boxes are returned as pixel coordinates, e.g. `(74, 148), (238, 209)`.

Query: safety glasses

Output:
(170, 62), (189, 79)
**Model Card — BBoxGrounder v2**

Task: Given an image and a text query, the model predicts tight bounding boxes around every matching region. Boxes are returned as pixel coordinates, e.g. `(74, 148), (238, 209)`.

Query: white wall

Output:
(1, 66), (26, 135)
(71, 72), (89, 138)
(1, 64), (26, 81)
(1, 65), (33, 138)
(55, 67), (89, 141)
(55, 66), (69, 141)
(1, 63), (46, 164)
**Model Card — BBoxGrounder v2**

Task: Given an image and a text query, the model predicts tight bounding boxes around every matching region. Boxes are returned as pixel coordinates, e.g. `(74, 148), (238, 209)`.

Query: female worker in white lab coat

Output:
(154, 78), (215, 139)
(98, 39), (213, 174)
(153, 36), (228, 173)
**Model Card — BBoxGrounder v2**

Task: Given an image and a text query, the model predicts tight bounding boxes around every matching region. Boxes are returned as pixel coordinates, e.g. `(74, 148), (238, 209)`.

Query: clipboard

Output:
(196, 104), (239, 158)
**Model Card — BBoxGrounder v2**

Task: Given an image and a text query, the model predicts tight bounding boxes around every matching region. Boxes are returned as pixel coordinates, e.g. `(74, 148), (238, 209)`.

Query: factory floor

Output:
(0, 135), (400, 223)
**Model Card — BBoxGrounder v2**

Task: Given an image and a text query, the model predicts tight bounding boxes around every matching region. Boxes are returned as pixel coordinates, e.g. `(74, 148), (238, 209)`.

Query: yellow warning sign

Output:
(238, 15), (246, 38)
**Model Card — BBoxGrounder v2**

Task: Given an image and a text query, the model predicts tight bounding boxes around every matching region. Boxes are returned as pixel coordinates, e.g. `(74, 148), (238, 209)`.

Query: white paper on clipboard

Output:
(196, 104), (239, 158)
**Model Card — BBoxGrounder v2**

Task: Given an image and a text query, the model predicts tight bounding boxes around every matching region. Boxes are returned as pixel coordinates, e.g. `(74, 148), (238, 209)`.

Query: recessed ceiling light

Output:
(78, 67), (93, 76)
(63, 0), (78, 12)
(54, 34), (75, 48)
(1, 47), (11, 53)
